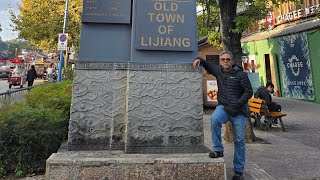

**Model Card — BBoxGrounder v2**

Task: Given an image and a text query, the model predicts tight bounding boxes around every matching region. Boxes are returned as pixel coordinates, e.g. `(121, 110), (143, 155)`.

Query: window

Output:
(206, 55), (220, 65)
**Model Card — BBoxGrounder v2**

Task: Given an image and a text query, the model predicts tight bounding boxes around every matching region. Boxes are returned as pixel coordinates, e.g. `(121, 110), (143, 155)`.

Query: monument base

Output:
(45, 151), (225, 180)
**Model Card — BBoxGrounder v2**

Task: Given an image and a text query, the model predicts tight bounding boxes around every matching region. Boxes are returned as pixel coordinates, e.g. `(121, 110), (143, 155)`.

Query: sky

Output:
(0, 0), (20, 41)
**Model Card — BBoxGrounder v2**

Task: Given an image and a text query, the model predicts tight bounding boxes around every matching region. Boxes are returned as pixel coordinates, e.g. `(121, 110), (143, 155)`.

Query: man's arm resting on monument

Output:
(237, 73), (253, 106)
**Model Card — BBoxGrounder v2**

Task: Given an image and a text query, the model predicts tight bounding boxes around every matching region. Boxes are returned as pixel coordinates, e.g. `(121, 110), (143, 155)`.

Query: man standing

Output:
(26, 65), (37, 87)
(193, 51), (253, 180)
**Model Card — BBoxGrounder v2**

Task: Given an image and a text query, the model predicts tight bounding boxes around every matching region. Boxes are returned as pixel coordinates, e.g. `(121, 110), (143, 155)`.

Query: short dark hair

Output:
(219, 50), (233, 60)
(266, 82), (274, 88)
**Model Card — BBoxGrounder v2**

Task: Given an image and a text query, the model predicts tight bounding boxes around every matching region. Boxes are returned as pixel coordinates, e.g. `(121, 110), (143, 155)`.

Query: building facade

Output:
(241, 0), (320, 103)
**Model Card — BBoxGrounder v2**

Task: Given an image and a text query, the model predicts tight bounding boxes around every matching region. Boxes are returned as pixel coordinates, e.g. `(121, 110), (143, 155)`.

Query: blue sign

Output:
(60, 34), (67, 42)
(134, 0), (196, 51)
(82, 0), (132, 24)
(279, 33), (314, 100)
(247, 72), (260, 92)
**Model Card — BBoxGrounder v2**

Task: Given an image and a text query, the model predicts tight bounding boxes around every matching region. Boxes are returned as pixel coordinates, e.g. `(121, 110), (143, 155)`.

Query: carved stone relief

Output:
(67, 63), (209, 153)
(126, 70), (208, 153)
(68, 69), (127, 150)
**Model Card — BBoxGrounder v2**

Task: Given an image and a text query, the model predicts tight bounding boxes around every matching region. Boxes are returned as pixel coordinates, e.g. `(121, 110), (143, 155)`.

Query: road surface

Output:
(0, 78), (43, 93)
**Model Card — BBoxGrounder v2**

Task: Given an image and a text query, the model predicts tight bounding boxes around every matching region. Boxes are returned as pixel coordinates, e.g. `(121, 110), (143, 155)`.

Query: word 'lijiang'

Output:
(140, 37), (191, 48)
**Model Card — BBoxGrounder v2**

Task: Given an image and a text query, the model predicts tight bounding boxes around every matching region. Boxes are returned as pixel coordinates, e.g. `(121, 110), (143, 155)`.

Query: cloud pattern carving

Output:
(126, 71), (204, 147)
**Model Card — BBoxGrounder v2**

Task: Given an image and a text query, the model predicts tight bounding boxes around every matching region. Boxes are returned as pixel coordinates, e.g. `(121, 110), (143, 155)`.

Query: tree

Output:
(5, 39), (29, 57)
(10, 0), (82, 52)
(197, 1), (222, 49)
(217, 0), (302, 63)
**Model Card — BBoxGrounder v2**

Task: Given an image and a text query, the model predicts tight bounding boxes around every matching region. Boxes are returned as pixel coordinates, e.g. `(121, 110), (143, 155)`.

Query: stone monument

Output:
(46, 0), (225, 179)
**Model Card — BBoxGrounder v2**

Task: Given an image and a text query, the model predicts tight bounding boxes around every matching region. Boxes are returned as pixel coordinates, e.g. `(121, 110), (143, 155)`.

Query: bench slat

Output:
(249, 103), (263, 109)
(249, 98), (264, 103)
(249, 107), (261, 113)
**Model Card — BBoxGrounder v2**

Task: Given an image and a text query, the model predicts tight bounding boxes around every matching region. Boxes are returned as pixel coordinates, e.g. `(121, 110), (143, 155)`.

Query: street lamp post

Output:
(58, 0), (69, 82)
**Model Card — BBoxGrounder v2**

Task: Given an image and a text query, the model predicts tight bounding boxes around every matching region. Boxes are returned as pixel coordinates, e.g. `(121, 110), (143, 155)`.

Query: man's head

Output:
(219, 50), (234, 71)
(266, 82), (274, 94)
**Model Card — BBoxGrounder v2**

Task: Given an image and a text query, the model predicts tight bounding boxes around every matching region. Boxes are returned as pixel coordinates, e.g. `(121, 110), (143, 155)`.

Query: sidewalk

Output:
(203, 97), (320, 180)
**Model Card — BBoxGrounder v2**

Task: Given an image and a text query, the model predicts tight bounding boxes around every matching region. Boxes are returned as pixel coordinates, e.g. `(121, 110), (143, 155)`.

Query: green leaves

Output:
(10, 0), (82, 52)
(197, 0), (300, 36)
(0, 81), (73, 177)
(208, 32), (223, 49)
(197, 0), (221, 48)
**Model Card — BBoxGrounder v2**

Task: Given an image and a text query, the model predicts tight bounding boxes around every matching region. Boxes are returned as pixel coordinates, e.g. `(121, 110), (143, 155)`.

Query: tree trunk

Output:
(216, 0), (242, 65)
(206, 0), (211, 27)
(216, 0), (256, 143)
(223, 116), (256, 143)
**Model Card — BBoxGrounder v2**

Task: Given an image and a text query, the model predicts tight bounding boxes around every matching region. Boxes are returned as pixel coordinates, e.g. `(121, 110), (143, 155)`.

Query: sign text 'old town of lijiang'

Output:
(135, 0), (196, 51)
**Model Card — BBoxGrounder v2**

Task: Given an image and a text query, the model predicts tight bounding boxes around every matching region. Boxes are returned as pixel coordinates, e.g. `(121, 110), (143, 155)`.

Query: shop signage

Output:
(279, 33), (315, 100)
(266, 11), (274, 26)
(276, 4), (319, 24)
(207, 80), (218, 102)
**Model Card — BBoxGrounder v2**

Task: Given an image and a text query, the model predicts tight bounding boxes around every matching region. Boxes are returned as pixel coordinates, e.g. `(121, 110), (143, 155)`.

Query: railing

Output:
(0, 86), (34, 106)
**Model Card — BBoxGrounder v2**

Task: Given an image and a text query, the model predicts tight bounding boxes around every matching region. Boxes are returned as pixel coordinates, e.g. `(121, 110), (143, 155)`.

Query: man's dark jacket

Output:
(254, 86), (272, 106)
(199, 58), (253, 115)
(26, 68), (37, 81)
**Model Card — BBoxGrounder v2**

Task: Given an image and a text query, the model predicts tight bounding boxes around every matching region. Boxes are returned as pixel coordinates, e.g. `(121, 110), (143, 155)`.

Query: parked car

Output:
(0, 66), (11, 78)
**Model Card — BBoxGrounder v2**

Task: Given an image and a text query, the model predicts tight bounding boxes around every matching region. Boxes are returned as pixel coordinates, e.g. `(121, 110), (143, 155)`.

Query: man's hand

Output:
(193, 58), (201, 68)
(225, 106), (240, 117)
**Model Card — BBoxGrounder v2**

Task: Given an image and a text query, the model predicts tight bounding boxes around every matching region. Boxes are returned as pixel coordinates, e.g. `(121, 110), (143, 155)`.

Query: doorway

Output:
(265, 54), (272, 83)
(275, 55), (282, 96)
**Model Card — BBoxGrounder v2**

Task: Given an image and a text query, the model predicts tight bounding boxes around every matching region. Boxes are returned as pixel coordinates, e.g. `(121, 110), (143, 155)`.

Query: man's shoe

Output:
(232, 171), (243, 180)
(208, 151), (223, 158)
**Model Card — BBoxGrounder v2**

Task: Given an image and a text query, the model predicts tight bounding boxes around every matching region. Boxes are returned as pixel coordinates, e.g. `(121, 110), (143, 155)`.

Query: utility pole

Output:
(58, 0), (69, 82)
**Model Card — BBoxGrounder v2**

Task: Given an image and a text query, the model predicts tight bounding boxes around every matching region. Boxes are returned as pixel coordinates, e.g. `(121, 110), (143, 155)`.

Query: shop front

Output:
(242, 18), (320, 103)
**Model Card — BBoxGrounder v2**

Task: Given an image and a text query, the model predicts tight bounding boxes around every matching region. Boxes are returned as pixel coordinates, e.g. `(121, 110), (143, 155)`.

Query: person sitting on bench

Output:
(254, 82), (281, 112)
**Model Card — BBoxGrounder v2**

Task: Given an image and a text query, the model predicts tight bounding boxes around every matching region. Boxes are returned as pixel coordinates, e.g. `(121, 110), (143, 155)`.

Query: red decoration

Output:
(251, 60), (255, 73)
(11, 59), (24, 63)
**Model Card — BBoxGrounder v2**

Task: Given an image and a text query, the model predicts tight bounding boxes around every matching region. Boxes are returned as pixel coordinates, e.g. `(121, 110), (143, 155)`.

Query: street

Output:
(0, 78), (43, 93)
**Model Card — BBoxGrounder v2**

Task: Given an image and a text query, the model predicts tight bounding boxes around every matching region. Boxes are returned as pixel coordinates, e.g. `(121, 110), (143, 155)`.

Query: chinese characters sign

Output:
(207, 80), (218, 102)
(82, 0), (132, 24)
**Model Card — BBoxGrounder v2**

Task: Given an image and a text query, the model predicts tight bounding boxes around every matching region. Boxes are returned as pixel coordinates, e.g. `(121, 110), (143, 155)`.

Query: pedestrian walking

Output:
(193, 51), (253, 180)
(26, 65), (37, 87)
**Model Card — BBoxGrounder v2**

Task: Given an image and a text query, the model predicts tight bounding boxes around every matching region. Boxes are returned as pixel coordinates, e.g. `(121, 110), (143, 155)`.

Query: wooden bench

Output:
(248, 98), (287, 131)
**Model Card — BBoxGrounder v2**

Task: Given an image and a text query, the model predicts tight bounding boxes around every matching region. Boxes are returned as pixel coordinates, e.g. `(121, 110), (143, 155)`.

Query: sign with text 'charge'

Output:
(58, 33), (68, 51)
(135, 0), (196, 51)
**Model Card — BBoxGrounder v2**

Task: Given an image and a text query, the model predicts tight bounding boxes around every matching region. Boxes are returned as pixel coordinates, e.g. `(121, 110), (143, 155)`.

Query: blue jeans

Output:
(211, 105), (246, 173)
